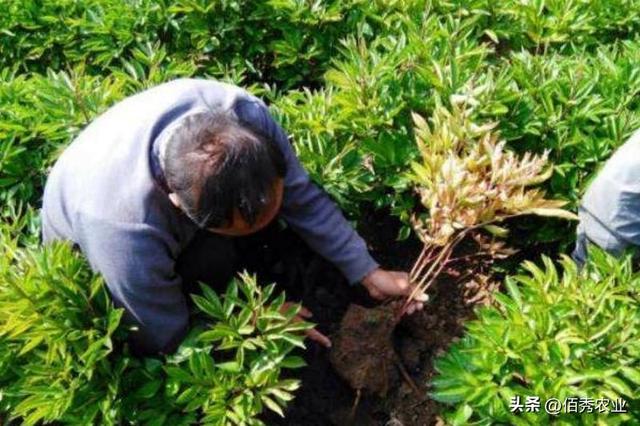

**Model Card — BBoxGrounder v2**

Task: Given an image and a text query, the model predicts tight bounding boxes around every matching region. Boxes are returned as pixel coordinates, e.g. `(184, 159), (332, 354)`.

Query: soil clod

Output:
(329, 302), (399, 396)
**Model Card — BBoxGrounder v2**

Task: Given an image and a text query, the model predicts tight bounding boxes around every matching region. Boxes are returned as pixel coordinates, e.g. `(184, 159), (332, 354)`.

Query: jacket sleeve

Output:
(75, 214), (189, 356)
(233, 98), (379, 284)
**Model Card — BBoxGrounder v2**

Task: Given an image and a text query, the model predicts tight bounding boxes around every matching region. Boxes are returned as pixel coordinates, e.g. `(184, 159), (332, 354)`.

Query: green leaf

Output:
(192, 294), (223, 319)
(18, 336), (44, 356)
(450, 404), (473, 425)
(483, 29), (498, 44)
(217, 361), (242, 373)
(165, 366), (193, 383)
(606, 376), (633, 397)
(262, 395), (284, 417)
(431, 386), (468, 403)
(134, 380), (162, 399)
(620, 366), (640, 386)
(483, 224), (509, 238)
(504, 277), (523, 311)
(280, 356), (306, 369)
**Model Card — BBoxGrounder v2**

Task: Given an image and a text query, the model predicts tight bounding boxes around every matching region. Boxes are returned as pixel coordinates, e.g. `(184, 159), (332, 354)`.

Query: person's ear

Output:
(168, 193), (181, 209)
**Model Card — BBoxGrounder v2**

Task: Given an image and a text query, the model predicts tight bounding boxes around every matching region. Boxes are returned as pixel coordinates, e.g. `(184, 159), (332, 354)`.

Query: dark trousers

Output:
(173, 222), (342, 310)
(174, 222), (306, 300)
(175, 230), (238, 297)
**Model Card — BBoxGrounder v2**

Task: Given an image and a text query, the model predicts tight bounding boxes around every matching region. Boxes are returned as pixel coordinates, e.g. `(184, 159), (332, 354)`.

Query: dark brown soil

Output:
(243, 209), (500, 426)
(329, 302), (398, 397)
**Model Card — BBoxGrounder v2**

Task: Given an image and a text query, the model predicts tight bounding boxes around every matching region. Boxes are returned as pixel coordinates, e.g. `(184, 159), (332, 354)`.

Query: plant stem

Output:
(409, 245), (428, 278)
(409, 244), (437, 283)
(399, 214), (528, 319)
(399, 231), (469, 318)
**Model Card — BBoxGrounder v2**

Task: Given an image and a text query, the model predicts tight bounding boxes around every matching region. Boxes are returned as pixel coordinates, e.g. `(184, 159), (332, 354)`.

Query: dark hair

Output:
(163, 112), (286, 228)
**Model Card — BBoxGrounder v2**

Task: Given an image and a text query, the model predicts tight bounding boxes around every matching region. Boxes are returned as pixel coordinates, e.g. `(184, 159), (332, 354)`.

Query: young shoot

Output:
(405, 93), (577, 309)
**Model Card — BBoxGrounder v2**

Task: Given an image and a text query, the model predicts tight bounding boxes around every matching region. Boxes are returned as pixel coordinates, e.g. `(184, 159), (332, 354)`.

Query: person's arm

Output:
(233, 98), (378, 284)
(75, 215), (189, 356)
(233, 98), (428, 313)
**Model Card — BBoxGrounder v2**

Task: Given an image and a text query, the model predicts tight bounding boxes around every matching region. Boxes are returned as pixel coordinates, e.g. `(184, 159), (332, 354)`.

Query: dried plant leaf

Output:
(523, 207), (579, 221)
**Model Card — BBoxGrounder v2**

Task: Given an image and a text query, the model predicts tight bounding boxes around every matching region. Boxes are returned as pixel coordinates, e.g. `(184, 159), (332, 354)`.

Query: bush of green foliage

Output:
(432, 248), (640, 425)
(0, 0), (417, 87)
(4, 0), (640, 245)
(0, 221), (308, 425)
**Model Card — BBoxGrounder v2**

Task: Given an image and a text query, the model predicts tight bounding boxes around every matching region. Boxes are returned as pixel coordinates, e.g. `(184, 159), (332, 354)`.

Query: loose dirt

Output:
(242, 210), (499, 425)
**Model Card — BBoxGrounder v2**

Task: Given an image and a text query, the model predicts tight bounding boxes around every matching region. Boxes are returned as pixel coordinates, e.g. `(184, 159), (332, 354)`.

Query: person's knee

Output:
(177, 231), (237, 291)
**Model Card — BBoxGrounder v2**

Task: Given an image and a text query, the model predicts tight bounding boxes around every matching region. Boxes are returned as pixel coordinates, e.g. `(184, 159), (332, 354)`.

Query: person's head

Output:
(162, 112), (286, 236)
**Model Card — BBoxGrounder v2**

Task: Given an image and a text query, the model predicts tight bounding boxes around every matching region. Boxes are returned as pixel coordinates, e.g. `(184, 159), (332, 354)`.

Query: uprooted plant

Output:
(330, 90), (577, 400)
(403, 93), (578, 315)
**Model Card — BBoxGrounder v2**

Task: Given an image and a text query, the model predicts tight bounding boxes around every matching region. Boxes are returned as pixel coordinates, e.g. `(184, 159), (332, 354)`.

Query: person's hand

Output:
(281, 302), (332, 348)
(361, 268), (428, 315)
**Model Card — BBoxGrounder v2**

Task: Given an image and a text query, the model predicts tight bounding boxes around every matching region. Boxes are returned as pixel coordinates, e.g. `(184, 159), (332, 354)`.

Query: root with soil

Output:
(329, 233), (509, 405)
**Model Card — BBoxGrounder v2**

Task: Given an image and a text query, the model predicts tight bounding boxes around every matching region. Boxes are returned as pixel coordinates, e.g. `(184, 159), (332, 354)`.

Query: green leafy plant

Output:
(158, 273), (311, 425)
(0, 68), (126, 216)
(95, 273), (311, 426)
(431, 0), (640, 52)
(482, 42), (640, 207)
(0, 227), (126, 425)
(432, 247), (640, 424)
(0, 217), (309, 425)
(0, 0), (416, 88)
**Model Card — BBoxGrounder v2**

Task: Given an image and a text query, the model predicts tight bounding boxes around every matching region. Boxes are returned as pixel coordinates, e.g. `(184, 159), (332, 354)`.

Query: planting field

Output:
(2, 1), (640, 425)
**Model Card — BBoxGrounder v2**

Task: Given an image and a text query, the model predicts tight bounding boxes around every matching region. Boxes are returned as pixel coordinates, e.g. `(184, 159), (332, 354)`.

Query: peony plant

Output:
(405, 90), (577, 308)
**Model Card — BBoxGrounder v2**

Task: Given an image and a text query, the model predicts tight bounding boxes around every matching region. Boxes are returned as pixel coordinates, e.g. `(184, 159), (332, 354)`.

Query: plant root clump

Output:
(329, 302), (399, 397)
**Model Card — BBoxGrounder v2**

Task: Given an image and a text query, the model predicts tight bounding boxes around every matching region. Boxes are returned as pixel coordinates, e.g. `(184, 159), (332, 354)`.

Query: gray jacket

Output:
(41, 79), (378, 354)
(575, 130), (640, 262)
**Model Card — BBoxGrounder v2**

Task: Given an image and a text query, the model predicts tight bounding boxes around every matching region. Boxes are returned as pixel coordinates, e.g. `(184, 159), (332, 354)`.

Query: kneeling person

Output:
(41, 79), (425, 356)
